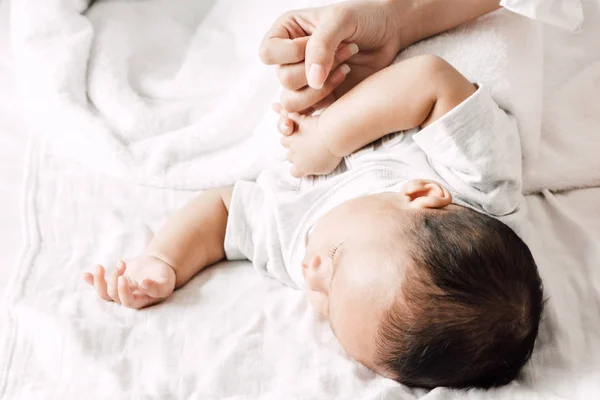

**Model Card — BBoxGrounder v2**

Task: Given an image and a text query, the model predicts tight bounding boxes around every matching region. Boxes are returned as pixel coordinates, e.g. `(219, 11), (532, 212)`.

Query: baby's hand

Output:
(83, 256), (176, 309)
(274, 104), (342, 178)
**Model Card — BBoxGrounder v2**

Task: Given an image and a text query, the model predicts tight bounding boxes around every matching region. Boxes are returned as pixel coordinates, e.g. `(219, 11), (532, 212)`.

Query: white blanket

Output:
(10, 0), (304, 189)
(2, 0), (600, 398)
(10, 0), (600, 191)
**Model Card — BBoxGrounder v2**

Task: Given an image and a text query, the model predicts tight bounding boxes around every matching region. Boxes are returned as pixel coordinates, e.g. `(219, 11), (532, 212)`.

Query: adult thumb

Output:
(305, 11), (354, 89)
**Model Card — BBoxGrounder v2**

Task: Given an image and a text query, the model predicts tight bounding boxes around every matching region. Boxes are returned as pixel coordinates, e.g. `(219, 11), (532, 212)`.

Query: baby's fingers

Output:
(140, 278), (171, 299)
(289, 164), (304, 179)
(83, 272), (94, 286)
(272, 102), (284, 114)
(278, 115), (294, 136)
(106, 260), (126, 304)
(272, 103), (295, 136)
(118, 276), (149, 309)
(92, 264), (112, 301)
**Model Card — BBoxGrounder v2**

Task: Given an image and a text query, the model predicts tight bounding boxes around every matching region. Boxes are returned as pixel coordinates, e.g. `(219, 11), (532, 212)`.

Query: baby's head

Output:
(303, 179), (543, 388)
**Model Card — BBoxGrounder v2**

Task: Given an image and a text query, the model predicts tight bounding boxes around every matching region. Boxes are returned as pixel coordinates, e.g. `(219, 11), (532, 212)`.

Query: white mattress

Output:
(1, 0), (599, 398)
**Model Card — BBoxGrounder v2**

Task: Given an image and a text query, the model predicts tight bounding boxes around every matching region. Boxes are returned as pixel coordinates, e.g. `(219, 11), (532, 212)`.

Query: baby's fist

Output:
(279, 112), (342, 178)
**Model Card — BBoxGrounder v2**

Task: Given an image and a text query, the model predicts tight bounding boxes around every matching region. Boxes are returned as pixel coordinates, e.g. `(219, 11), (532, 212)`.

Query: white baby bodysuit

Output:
(224, 86), (525, 289)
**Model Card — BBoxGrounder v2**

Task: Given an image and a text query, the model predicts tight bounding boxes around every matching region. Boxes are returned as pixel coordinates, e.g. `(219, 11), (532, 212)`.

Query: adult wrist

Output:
(380, 0), (422, 50)
(383, 0), (502, 50)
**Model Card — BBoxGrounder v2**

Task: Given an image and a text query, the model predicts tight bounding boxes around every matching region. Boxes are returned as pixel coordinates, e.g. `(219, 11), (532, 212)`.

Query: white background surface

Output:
(0, 0), (27, 296)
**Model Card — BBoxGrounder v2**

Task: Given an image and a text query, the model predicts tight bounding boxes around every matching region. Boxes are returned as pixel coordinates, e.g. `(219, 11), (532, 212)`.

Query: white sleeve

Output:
(500, 0), (583, 31)
(413, 86), (523, 218)
(223, 180), (296, 287)
(223, 181), (264, 262)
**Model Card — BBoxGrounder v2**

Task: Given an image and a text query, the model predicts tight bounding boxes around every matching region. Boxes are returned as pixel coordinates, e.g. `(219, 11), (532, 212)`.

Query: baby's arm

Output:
(318, 55), (522, 218)
(320, 55), (476, 157)
(278, 55), (477, 177)
(84, 187), (232, 308)
(145, 187), (232, 288)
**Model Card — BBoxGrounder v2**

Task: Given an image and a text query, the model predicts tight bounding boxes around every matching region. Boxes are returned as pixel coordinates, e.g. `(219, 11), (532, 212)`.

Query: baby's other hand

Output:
(274, 107), (342, 178)
(83, 255), (176, 309)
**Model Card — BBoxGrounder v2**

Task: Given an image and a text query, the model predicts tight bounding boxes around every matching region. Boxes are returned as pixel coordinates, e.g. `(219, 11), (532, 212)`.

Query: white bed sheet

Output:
(0, 0), (28, 297)
(1, 144), (599, 399)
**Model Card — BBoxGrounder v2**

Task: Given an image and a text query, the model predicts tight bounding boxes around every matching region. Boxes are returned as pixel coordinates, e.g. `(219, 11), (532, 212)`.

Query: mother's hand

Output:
(259, 1), (407, 115)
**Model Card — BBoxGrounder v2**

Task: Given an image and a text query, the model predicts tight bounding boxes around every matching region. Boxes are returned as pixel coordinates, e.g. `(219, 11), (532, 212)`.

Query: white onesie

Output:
(224, 86), (525, 289)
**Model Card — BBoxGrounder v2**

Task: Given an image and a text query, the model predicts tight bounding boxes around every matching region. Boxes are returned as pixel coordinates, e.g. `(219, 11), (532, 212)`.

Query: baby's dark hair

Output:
(376, 207), (544, 389)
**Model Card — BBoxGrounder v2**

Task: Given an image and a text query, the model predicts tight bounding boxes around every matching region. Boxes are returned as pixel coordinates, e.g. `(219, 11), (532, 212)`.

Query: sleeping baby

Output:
(83, 55), (544, 389)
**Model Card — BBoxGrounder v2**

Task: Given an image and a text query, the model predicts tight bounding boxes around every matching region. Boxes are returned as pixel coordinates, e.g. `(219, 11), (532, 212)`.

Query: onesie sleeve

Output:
(413, 86), (524, 218)
(224, 179), (296, 287)
(223, 181), (264, 262)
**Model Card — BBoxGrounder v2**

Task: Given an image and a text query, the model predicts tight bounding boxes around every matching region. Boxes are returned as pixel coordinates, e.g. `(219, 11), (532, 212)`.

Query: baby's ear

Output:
(399, 179), (452, 209)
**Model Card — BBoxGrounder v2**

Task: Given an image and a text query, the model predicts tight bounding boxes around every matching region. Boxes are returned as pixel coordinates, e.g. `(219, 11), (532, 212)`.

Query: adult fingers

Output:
(92, 264), (111, 301)
(304, 93), (337, 115)
(277, 43), (359, 90)
(277, 63), (308, 91)
(280, 64), (350, 113)
(260, 32), (310, 65)
(305, 9), (356, 89)
(107, 260), (126, 303)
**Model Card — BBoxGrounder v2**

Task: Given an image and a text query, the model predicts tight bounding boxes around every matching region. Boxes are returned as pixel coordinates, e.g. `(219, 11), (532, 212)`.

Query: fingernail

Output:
(336, 43), (359, 61)
(347, 43), (359, 56)
(332, 64), (351, 85)
(308, 64), (325, 89)
(96, 264), (103, 274)
(279, 122), (289, 133)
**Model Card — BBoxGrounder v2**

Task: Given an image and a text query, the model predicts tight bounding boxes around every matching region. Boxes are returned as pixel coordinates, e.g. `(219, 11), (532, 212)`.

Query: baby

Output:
(84, 55), (544, 389)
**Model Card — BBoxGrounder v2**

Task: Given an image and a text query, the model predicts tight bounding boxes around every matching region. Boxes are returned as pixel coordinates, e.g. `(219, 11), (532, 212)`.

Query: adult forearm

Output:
(145, 187), (233, 288)
(389, 0), (501, 48)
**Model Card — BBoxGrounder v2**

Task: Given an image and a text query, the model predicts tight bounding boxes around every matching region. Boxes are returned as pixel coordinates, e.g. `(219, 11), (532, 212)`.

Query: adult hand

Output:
(259, 1), (407, 116)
